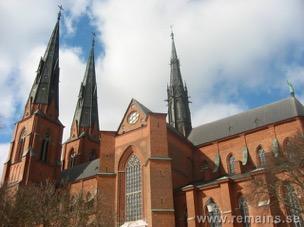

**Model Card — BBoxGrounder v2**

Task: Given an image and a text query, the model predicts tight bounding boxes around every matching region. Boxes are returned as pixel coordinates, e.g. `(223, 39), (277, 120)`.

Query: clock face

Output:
(128, 111), (140, 124)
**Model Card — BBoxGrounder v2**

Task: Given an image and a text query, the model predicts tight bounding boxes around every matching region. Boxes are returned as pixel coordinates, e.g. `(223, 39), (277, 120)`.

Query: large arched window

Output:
(125, 154), (142, 222)
(40, 134), (50, 162)
(239, 197), (250, 227)
(206, 198), (222, 227)
(15, 129), (26, 162)
(228, 155), (235, 175)
(284, 183), (303, 227)
(257, 147), (266, 167)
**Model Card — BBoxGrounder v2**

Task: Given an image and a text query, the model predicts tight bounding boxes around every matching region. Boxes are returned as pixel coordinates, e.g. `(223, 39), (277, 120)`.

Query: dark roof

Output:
(188, 97), (304, 146)
(132, 99), (152, 115)
(28, 18), (60, 110)
(60, 159), (99, 183)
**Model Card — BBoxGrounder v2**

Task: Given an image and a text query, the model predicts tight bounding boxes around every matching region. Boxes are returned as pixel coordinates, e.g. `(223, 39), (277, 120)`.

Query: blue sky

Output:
(0, 0), (304, 175)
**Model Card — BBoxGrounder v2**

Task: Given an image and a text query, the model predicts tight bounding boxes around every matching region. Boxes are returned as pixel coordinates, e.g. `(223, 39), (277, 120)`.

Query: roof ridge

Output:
(189, 97), (304, 146)
(194, 97), (301, 128)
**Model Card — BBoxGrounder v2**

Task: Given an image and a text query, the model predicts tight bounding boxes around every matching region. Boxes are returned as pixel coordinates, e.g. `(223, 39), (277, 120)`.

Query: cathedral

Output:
(1, 11), (304, 227)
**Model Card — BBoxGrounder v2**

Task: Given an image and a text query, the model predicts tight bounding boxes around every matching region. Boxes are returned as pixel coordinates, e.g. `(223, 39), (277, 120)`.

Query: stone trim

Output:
(98, 172), (116, 176)
(187, 217), (195, 221)
(151, 208), (175, 212)
(149, 157), (172, 161)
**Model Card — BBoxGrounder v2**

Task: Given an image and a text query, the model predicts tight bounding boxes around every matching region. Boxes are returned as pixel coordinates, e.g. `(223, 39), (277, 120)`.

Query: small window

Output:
(206, 199), (222, 227)
(228, 155), (235, 174)
(40, 134), (50, 162)
(257, 147), (266, 167)
(89, 150), (97, 161)
(239, 197), (250, 227)
(16, 129), (26, 162)
(200, 160), (209, 172)
(69, 151), (77, 168)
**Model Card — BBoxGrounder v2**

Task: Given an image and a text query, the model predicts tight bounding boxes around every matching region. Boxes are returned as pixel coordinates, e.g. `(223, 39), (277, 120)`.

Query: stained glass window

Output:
(125, 154), (142, 222)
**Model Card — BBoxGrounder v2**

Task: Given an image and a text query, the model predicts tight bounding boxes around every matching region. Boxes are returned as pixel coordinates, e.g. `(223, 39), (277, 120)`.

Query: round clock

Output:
(128, 111), (140, 124)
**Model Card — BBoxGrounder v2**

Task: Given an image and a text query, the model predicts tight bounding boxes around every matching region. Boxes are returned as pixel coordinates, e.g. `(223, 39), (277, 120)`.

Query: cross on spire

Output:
(57, 4), (64, 21)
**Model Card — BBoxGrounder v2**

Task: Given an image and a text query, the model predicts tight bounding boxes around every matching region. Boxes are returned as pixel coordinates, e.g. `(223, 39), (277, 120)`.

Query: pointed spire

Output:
(27, 11), (61, 116)
(170, 28), (184, 88)
(72, 36), (100, 135)
(167, 30), (192, 137)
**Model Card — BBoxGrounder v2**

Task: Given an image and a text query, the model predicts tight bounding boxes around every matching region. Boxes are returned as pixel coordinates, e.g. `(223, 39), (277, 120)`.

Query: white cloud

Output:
(59, 47), (86, 140)
(0, 0), (304, 145)
(91, 0), (304, 130)
(192, 102), (246, 127)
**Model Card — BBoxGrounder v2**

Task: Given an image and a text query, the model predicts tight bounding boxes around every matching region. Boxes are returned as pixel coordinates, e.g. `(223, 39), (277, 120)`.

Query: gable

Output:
(117, 99), (152, 135)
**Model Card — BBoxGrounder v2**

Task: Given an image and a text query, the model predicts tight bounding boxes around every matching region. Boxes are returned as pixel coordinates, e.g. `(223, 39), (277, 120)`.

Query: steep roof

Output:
(133, 99), (152, 115)
(60, 159), (99, 183)
(188, 97), (304, 146)
(28, 17), (60, 110)
(72, 42), (99, 131)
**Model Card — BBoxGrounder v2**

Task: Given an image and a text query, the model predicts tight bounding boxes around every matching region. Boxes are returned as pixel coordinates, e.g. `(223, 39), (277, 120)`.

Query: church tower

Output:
(62, 37), (100, 170)
(167, 32), (192, 137)
(1, 11), (64, 186)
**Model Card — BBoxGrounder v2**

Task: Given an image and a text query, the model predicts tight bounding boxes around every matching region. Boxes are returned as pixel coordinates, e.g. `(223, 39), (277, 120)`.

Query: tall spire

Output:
(72, 36), (100, 136)
(170, 30), (183, 87)
(167, 30), (192, 137)
(26, 10), (61, 117)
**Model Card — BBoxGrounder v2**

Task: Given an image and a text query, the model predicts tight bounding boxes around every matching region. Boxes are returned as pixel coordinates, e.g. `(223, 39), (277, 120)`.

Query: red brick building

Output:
(1, 12), (303, 227)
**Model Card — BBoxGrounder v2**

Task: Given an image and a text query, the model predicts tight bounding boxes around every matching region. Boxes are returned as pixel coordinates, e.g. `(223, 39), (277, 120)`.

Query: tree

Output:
(0, 181), (95, 227)
(248, 133), (304, 224)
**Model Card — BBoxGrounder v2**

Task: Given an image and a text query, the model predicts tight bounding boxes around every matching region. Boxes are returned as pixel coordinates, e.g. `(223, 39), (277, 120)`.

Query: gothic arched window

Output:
(206, 199), (222, 227)
(16, 129), (26, 162)
(40, 134), (50, 162)
(69, 150), (76, 168)
(228, 155), (235, 174)
(239, 197), (250, 227)
(284, 183), (303, 227)
(125, 154), (142, 222)
(257, 147), (266, 167)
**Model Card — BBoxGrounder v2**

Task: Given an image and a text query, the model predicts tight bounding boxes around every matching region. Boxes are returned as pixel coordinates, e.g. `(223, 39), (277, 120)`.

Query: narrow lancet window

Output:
(40, 134), (50, 162)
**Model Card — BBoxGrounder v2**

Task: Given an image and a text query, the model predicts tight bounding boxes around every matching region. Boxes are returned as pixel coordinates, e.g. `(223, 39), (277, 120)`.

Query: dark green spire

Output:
(28, 14), (60, 113)
(72, 37), (100, 134)
(167, 31), (192, 137)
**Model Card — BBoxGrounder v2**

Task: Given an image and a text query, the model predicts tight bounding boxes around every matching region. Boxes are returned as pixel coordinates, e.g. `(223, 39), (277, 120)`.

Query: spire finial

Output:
(92, 32), (96, 48)
(170, 25), (174, 40)
(287, 80), (295, 97)
(57, 4), (64, 21)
